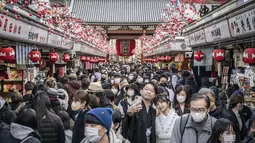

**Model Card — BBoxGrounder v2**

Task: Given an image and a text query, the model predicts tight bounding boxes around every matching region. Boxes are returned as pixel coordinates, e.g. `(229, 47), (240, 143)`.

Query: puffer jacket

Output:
(5, 123), (41, 143)
(38, 114), (65, 143)
(0, 120), (10, 143)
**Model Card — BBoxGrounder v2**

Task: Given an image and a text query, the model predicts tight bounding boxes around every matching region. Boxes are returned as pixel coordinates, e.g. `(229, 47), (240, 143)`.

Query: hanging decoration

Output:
(0, 47), (15, 61)
(213, 49), (225, 61)
(49, 52), (59, 62)
(80, 56), (87, 63)
(62, 53), (70, 62)
(29, 49), (41, 62)
(165, 56), (172, 62)
(243, 48), (255, 64)
(116, 40), (136, 56)
(194, 51), (204, 61)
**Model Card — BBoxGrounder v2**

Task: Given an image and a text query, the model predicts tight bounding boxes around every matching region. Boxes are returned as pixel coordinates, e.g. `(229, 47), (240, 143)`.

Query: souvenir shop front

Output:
(184, 0), (255, 102)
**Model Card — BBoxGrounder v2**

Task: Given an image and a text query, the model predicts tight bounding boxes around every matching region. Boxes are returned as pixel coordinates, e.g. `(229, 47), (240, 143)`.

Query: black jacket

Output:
(228, 109), (247, 141)
(0, 102), (16, 125)
(242, 136), (255, 143)
(72, 109), (89, 143)
(38, 114), (65, 143)
(5, 123), (41, 143)
(99, 94), (113, 108)
(209, 106), (232, 119)
(0, 120), (10, 143)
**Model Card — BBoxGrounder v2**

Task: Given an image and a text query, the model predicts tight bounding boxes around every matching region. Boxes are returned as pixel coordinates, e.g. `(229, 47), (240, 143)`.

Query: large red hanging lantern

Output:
(194, 51), (204, 61)
(243, 48), (255, 64)
(80, 56), (86, 62)
(62, 54), (70, 62)
(213, 49), (225, 61)
(29, 49), (41, 62)
(0, 47), (15, 61)
(49, 52), (59, 62)
(116, 39), (136, 56)
(165, 56), (172, 62)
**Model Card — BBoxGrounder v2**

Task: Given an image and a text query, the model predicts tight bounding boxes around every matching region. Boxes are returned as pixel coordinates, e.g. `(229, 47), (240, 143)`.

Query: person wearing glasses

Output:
(170, 93), (217, 143)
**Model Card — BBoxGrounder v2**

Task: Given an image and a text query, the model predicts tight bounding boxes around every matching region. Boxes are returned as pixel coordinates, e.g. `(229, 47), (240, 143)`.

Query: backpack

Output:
(179, 114), (189, 143)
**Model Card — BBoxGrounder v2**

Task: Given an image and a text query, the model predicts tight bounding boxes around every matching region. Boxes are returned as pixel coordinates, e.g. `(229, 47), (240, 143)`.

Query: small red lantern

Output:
(29, 50), (41, 62)
(165, 56), (172, 62)
(213, 49), (225, 61)
(0, 47), (15, 61)
(194, 51), (204, 61)
(49, 52), (59, 62)
(62, 54), (70, 62)
(80, 56), (86, 62)
(243, 48), (255, 64)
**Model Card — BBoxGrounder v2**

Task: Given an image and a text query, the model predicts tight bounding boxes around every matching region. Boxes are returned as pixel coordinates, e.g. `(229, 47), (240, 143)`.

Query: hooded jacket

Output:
(5, 123), (41, 143)
(58, 88), (69, 110)
(0, 100), (16, 125)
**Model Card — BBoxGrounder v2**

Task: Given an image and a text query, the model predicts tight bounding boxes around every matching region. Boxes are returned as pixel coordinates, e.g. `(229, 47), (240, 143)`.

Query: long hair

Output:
(173, 85), (191, 109)
(33, 91), (59, 128)
(209, 118), (239, 143)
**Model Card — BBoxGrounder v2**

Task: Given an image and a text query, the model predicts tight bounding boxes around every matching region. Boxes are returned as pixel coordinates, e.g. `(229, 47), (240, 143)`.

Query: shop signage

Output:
(61, 37), (74, 49)
(228, 8), (255, 37)
(80, 44), (88, 53)
(185, 35), (190, 46)
(73, 43), (81, 52)
(204, 20), (231, 42)
(47, 33), (62, 47)
(0, 14), (48, 44)
(188, 29), (206, 46)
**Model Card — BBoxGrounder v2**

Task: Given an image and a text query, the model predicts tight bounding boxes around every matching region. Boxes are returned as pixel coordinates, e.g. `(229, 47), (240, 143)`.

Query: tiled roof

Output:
(72, 0), (168, 24)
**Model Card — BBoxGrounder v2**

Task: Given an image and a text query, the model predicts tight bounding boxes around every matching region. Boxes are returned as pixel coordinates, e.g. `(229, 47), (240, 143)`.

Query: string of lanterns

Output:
(2, 0), (111, 54)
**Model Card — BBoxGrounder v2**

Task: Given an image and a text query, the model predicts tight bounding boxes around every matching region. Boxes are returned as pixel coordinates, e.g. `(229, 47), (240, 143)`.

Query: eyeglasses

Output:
(190, 107), (206, 113)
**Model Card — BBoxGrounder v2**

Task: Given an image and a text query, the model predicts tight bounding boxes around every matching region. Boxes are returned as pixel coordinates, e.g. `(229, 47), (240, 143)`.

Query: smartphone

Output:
(134, 96), (142, 105)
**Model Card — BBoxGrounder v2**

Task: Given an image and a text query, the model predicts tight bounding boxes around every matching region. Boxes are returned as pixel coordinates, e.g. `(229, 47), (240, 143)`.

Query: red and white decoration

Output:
(213, 49), (225, 62)
(80, 56), (87, 63)
(29, 50), (41, 62)
(62, 54), (70, 62)
(0, 47), (15, 61)
(116, 40), (136, 56)
(243, 48), (255, 64)
(165, 56), (172, 62)
(49, 52), (59, 62)
(194, 51), (204, 61)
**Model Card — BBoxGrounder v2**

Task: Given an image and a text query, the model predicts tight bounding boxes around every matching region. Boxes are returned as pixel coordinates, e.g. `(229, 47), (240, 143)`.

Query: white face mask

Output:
(177, 95), (186, 103)
(137, 78), (143, 84)
(114, 78), (121, 84)
(111, 89), (118, 95)
(127, 89), (135, 97)
(85, 127), (105, 142)
(71, 101), (82, 111)
(190, 111), (207, 122)
(128, 75), (134, 80)
(222, 134), (236, 143)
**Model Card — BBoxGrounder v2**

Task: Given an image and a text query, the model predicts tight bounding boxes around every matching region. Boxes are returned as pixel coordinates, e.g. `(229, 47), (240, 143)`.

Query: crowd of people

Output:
(0, 62), (255, 143)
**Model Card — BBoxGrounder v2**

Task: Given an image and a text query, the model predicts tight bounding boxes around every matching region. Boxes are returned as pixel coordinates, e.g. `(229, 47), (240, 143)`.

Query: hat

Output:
(127, 83), (139, 94)
(182, 70), (190, 78)
(114, 72), (121, 78)
(85, 108), (113, 135)
(88, 82), (103, 93)
(119, 79), (129, 90)
(68, 73), (77, 79)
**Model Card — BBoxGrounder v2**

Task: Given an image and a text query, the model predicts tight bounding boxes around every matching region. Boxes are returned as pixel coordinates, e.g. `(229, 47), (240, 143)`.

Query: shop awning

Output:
(72, 0), (168, 24)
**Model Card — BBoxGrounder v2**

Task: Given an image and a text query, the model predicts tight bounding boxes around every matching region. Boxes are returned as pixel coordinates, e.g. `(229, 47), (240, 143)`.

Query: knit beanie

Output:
(85, 108), (113, 135)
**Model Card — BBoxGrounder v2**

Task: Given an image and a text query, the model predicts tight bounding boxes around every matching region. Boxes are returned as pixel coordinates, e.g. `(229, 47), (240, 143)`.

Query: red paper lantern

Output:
(80, 56), (86, 62)
(0, 47), (15, 61)
(29, 50), (41, 62)
(243, 48), (255, 64)
(62, 54), (70, 62)
(194, 51), (204, 61)
(116, 40), (136, 56)
(165, 56), (172, 62)
(213, 49), (225, 61)
(49, 52), (59, 62)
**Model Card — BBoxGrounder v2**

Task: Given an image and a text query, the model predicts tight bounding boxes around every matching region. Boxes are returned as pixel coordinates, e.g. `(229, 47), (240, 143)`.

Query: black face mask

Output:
(159, 82), (167, 87)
